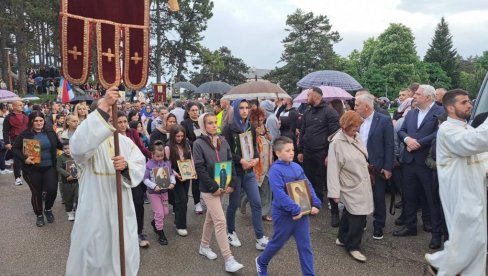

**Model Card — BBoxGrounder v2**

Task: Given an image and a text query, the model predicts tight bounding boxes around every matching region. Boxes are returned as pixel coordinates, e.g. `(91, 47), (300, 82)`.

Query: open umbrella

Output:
(0, 89), (23, 103)
(174, 81), (197, 92)
(293, 86), (353, 103)
(70, 95), (94, 104)
(297, 70), (362, 91)
(23, 96), (41, 101)
(196, 81), (232, 94)
(222, 80), (291, 100)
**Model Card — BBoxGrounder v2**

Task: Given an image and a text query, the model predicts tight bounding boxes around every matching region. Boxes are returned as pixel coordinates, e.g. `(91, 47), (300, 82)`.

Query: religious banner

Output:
(59, 0), (151, 90)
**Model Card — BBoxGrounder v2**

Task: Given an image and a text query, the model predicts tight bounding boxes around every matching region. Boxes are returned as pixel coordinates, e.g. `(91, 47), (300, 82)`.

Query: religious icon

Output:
(23, 139), (41, 164)
(152, 167), (171, 189)
(286, 180), (312, 215)
(238, 131), (254, 161)
(214, 161), (232, 190)
(65, 160), (80, 178)
(177, 159), (197, 181)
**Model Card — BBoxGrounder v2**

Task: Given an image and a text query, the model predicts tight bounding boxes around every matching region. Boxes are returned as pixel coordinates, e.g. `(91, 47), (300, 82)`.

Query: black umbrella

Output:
(174, 81), (197, 91)
(196, 81), (232, 94)
(70, 95), (94, 104)
(297, 70), (362, 91)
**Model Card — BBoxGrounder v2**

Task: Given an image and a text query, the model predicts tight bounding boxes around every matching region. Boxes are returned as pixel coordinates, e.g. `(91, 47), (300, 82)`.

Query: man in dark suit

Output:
(355, 93), (394, 240)
(394, 84), (445, 249)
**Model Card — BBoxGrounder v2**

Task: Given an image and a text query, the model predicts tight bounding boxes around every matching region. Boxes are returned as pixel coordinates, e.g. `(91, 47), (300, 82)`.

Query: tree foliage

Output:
(264, 9), (341, 93)
(424, 17), (459, 88)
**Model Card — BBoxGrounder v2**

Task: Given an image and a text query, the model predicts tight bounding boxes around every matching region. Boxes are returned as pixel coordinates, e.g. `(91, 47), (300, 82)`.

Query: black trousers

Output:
(24, 166), (58, 216)
(62, 181), (78, 212)
(131, 183), (146, 235)
(13, 154), (22, 179)
(302, 148), (338, 213)
(191, 179), (200, 205)
(432, 170), (448, 237)
(338, 208), (366, 252)
(372, 175), (386, 229)
(402, 163), (442, 237)
(173, 179), (190, 229)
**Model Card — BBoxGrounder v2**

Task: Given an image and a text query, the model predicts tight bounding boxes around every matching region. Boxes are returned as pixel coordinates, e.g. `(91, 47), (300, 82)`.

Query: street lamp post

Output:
(3, 48), (13, 91)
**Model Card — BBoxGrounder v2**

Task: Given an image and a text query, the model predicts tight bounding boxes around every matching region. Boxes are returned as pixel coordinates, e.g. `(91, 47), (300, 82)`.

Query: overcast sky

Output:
(200, 0), (488, 70)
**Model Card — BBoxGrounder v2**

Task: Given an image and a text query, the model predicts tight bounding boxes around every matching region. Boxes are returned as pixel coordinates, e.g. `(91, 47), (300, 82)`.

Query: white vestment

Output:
(427, 117), (488, 276)
(66, 110), (145, 276)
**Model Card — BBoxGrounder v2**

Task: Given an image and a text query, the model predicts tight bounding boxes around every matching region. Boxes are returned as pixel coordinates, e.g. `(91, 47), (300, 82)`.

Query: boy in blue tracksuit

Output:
(256, 136), (321, 276)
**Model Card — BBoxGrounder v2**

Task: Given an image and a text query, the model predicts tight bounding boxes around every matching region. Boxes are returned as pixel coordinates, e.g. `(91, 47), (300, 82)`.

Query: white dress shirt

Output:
(417, 101), (435, 128)
(359, 111), (374, 146)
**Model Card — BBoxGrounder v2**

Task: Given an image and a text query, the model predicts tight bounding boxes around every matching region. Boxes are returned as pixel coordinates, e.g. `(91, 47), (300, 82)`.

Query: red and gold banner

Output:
(60, 0), (150, 90)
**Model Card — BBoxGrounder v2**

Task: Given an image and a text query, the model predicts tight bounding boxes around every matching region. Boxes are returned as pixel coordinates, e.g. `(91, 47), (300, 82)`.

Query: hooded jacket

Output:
(297, 100), (340, 153)
(260, 100), (280, 144)
(222, 98), (259, 174)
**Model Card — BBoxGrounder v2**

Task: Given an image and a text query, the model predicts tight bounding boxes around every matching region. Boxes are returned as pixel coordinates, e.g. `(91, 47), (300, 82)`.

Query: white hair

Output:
(435, 88), (446, 96)
(419, 85), (436, 99)
(356, 94), (374, 108)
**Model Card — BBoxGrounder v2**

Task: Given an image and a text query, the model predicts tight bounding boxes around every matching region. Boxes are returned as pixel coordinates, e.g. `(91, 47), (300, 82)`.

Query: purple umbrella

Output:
(0, 89), (22, 103)
(297, 70), (362, 91)
(293, 86), (353, 103)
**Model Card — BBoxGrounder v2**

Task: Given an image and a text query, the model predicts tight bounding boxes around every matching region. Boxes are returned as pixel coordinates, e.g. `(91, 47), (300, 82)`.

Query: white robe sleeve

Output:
(438, 118), (488, 157)
(70, 110), (116, 165)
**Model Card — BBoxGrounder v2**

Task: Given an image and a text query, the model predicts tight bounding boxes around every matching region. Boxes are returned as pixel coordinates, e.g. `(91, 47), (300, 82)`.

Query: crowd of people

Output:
(2, 81), (486, 275)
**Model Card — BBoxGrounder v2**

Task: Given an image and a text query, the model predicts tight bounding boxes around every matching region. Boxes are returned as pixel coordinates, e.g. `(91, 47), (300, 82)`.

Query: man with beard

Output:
(425, 89), (487, 276)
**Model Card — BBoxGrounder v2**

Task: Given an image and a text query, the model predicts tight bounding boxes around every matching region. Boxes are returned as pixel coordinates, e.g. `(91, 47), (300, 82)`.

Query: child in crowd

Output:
(143, 140), (176, 245)
(165, 125), (193, 236)
(193, 113), (243, 273)
(256, 136), (321, 276)
(56, 142), (79, 221)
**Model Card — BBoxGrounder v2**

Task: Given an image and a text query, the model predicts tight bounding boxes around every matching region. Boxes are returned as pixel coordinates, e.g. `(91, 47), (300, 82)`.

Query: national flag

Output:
(60, 78), (75, 104)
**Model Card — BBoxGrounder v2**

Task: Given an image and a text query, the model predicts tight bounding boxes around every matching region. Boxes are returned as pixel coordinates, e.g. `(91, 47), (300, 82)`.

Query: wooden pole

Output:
(112, 102), (126, 276)
(5, 48), (13, 91)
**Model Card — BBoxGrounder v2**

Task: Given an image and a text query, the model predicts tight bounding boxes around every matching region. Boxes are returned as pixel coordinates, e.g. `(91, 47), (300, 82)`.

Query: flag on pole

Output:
(60, 78), (75, 104)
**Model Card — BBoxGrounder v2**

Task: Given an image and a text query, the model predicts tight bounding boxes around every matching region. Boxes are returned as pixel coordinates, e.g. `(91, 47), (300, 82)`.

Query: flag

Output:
(60, 78), (75, 104)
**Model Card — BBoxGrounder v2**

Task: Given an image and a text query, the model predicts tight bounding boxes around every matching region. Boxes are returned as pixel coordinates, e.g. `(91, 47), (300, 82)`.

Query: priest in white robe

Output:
(66, 87), (145, 276)
(426, 89), (487, 276)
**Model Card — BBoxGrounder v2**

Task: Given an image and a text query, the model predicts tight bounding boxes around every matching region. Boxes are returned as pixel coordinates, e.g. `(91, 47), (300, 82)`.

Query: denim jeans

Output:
(226, 171), (264, 239)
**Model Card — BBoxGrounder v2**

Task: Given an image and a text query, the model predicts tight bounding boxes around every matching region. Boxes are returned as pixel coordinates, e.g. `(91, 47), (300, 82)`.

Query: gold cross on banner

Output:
(68, 46), (82, 60)
(130, 52), (142, 65)
(102, 48), (115, 62)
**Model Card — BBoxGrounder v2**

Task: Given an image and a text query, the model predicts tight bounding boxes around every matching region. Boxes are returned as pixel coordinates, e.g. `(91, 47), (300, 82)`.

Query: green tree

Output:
(150, 0), (214, 83)
(190, 46), (249, 86)
(424, 17), (459, 88)
(264, 9), (341, 93)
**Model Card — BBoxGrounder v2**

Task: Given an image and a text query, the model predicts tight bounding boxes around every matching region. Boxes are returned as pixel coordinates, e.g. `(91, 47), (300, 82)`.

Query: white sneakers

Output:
(349, 250), (367, 262)
(15, 177), (22, 186)
(225, 256), (244, 273)
(199, 245), (217, 260)
(227, 231), (242, 247)
(195, 202), (203, 214)
(176, 229), (188, 237)
(67, 211), (75, 221)
(0, 169), (12, 174)
(256, 236), (269, 251)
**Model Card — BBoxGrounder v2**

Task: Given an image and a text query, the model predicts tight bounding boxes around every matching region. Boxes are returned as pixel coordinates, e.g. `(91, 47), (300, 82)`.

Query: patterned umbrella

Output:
(174, 81), (197, 91)
(293, 86), (353, 103)
(196, 81), (232, 94)
(0, 89), (22, 103)
(222, 80), (291, 100)
(297, 70), (362, 91)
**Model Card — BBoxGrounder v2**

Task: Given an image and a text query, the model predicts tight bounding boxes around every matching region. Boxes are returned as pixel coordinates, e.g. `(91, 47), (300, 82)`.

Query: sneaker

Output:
(349, 250), (367, 262)
(225, 256), (244, 273)
(36, 215), (45, 227)
(176, 229), (188, 237)
(373, 228), (384, 240)
(139, 234), (150, 247)
(228, 232), (242, 247)
(199, 245), (217, 260)
(0, 169), (13, 174)
(335, 238), (344, 247)
(15, 177), (22, 186)
(255, 257), (268, 276)
(67, 211), (75, 221)
(44, 210), (54, 223)
(255, 236), (269, 251)
(195, 202), (203, 214)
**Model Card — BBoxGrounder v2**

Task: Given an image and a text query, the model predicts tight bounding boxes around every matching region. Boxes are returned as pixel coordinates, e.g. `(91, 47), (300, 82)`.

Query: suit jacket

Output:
(398, 104), (445, 165)
(366, 112), (394, 171)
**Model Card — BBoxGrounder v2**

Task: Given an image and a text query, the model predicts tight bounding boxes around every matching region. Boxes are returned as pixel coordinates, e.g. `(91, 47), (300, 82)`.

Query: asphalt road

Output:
(0, 173), (440, 276)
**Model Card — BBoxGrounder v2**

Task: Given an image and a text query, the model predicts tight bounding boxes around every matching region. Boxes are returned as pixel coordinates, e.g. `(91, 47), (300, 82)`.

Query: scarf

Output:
(198, 113), (220, 150)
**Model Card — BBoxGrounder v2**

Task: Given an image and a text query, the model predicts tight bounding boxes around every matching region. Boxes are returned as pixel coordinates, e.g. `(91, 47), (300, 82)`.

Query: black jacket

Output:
(149, 128), (168, 150)
(13, 128), (63, 173)
(222, 121), (259, 174)
(297, 100), (340, 153)
(181, 118), (200, 145)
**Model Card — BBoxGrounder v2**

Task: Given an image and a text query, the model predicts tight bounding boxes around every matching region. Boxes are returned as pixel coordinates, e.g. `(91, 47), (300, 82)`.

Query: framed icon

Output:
(285, 180), (312, 215)
(177, 159), (197, 181)
(238, 131), (254, 161)
(214, 161), (232, 190)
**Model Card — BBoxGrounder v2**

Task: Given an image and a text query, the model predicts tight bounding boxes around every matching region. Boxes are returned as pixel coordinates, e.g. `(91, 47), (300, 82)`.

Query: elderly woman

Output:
(327, 110), (373, 262)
